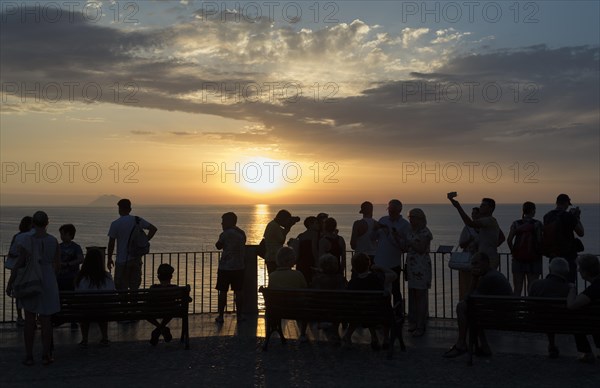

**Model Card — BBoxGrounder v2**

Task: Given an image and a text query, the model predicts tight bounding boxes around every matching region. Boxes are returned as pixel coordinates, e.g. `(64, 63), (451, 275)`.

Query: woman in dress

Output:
(75, 248), (115, 347)
(6, 211), (60, 366)
(405, 208), (433, 337)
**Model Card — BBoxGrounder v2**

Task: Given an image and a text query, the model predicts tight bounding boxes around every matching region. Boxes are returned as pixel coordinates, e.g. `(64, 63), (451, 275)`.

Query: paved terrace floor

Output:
(1, 314), (598, 387)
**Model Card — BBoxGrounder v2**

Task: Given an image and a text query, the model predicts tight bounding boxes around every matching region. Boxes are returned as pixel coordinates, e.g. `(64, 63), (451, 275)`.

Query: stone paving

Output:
(1, 315), (598, 387)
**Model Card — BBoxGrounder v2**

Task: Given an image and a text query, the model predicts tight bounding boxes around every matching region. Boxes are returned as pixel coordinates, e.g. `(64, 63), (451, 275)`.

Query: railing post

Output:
(243, 245), (259, 315)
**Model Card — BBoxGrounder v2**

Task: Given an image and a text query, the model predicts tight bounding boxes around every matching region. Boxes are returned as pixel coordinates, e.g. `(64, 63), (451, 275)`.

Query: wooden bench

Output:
(466, 295), (600, 365)
(259, 286), (405, 358)
(52, 285), (192, 349)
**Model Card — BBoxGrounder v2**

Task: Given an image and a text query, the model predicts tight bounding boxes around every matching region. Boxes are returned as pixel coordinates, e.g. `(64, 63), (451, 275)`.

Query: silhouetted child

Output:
(149, 263), (176, 346)
(58, 224), (84, 329)
(215, 212), (247, 324)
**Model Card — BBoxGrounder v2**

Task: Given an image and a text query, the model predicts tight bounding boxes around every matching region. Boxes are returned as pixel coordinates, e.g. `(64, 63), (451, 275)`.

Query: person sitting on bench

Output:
(529, 257), (571, 358)
(443, 252), (513, 358)
(567, 254), (600, 363)
(148, 263), (176, 346)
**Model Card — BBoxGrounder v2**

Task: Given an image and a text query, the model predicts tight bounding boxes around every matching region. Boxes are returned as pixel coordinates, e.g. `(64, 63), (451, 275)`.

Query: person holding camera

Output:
(263, 210), (300, 274)
(542, 194), (585, 283)
(448, 193), (502, 270)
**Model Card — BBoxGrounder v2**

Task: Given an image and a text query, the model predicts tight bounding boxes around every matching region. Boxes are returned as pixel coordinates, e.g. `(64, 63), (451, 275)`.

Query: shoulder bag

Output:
(12, 238), (43, 299)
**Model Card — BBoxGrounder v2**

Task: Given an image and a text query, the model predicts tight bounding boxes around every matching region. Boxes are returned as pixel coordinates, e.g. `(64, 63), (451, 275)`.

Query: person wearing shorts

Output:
(215, 212), (246, 324)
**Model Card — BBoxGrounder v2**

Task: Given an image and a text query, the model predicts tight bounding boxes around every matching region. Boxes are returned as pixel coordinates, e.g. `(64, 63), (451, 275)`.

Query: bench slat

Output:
(259, 287), (405, 357)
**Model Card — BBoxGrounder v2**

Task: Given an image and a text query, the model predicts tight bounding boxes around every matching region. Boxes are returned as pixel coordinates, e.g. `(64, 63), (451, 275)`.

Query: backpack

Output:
(127, 216), (150, 258)
(542, 211), (563, 257)
(512, 219), (541, 262)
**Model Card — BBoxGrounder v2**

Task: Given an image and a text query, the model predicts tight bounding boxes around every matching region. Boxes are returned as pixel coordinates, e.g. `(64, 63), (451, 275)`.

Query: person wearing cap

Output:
(263, 210), (299, 274)
(215, 212), (247, 324)
(529, 257), (571, 358)
(543, 194), (584, 283)
(148, 263), (177, 345)
(350, 202), (377, 268)
(107, 199), (157, 291)
(372, 199), (411, 314)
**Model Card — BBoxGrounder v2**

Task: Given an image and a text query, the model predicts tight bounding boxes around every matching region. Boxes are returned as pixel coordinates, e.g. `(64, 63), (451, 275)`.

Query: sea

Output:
(1, 203), (598, 255)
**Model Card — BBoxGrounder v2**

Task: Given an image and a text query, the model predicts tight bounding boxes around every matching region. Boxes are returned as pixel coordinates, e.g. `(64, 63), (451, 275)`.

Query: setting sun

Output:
(239, 157), (288, 193)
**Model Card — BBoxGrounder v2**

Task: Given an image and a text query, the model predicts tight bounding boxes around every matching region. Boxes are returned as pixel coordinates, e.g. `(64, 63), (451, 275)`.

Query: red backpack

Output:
(512, 219), (542, 262)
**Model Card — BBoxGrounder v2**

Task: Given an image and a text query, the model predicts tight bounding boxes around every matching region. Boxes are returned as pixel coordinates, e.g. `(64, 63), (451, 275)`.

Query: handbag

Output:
(448, 250), (472, 271)
(12, 238), (43, 299)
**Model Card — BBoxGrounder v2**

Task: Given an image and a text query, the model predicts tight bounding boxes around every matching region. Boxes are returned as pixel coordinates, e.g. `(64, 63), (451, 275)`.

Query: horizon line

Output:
(2, 202), (600, 207)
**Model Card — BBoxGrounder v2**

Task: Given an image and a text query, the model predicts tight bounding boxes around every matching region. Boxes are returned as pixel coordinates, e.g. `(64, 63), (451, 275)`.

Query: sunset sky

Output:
(1, 1), (599, 205)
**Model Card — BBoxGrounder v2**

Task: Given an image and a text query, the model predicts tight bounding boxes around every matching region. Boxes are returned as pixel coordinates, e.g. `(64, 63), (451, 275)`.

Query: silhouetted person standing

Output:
(543, 194), (584, 283)
(107, 199), (157, 291)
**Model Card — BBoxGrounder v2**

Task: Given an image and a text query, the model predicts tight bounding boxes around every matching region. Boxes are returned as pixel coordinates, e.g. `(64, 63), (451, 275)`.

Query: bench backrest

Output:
(54, 285), (191, 322)
(467, 295), (600, 335)
(260, 287), (393, 325)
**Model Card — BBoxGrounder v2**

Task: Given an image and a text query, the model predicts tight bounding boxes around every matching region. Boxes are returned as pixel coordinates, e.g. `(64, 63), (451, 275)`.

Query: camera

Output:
(569, 206), (581, 218)
(447, 192), (458, 199)
(291, 216), (301, 223)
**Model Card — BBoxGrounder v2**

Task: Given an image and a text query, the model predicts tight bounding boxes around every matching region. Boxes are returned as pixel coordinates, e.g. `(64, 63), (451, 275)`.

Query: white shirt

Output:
(108, 215), (151, 263)
(373, 215), (410, 269)
(217, 227), (246, 271)
(355, 218), (377, 256)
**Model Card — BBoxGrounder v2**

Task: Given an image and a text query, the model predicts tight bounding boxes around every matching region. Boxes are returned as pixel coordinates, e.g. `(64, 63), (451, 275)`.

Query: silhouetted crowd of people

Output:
(4, 193), (599, 365)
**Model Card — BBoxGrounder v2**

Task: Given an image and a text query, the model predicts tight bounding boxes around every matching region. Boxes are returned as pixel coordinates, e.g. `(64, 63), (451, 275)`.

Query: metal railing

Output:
(1, 250), (594, 323)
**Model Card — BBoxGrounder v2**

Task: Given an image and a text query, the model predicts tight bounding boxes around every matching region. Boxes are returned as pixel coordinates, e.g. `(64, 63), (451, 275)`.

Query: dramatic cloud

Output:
(1, 8), (598, 169)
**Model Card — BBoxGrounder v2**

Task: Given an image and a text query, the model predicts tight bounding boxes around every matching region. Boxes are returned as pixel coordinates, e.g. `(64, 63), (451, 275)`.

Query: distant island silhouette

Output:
(88, 194), (121, 207)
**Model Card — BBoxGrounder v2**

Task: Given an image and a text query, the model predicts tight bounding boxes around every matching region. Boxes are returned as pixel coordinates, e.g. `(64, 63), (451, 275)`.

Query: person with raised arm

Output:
(447, 193), (501, 270)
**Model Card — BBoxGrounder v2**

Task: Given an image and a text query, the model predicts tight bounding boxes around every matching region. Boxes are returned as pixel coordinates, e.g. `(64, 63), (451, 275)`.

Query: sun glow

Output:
(239, 157), (288, 193)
